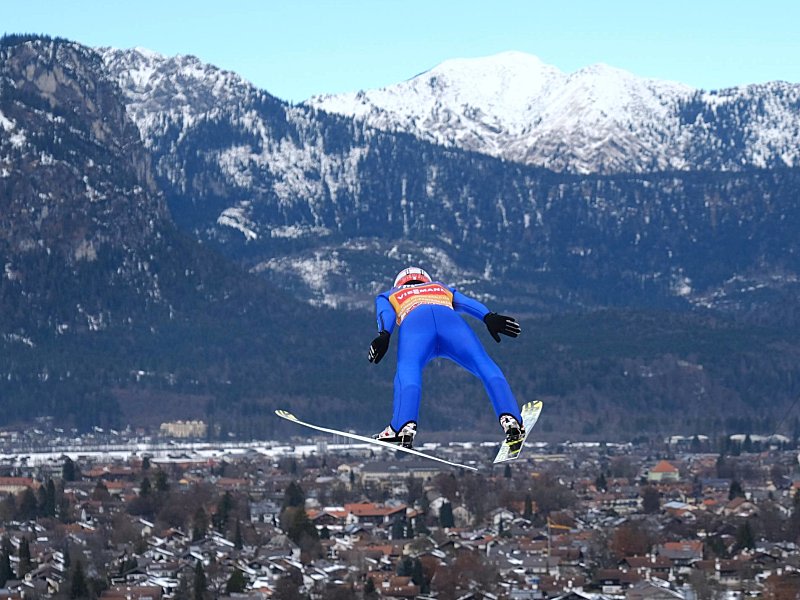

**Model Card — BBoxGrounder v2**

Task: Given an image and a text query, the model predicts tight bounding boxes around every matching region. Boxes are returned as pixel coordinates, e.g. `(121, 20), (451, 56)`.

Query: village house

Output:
(342, 502), (407, 526)
(647, 460), (680, 483)
(359, 460), (446, 488)
(4, 423), (800, 599)
(0, 478), (39, 494)
(656, 540), (703, 574)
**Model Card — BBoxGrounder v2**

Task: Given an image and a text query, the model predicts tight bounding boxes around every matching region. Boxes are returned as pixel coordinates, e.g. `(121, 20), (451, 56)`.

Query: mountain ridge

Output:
(307, 50), (800, 174)
(92, 46), (800, 317)
(3, 35), (800, 438)
(0, 35), (364, 433)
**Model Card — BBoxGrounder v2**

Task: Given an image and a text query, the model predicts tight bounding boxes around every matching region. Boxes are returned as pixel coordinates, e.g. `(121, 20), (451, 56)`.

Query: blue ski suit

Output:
(375, 281), (522, 431)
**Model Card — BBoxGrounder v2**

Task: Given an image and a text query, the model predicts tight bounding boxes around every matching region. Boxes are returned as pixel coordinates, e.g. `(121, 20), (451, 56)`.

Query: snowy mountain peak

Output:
(419, 51), (564, 116)
(100, 46), (800, 177)
(424, 50), (561, 88)
(99, 46), (270, 144)
(306, 51), (705, 172)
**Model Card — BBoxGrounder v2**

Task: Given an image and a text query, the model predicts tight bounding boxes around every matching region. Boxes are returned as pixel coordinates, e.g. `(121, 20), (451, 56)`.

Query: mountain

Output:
(3, 36), (800, 440)
(308, 51), (800, 175)
(0, 35), (373, 435)
(98, 47), (800, 319)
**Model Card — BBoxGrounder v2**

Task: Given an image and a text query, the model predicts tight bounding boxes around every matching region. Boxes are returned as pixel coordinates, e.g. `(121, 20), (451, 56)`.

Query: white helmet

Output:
(393, 267), (432, 288)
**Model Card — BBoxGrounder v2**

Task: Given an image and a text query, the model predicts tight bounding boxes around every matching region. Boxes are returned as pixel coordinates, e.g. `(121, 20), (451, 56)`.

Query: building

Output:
(158, 421), (207, 439)
(0, 477), (39, 494)
(647, 460), (680, 483)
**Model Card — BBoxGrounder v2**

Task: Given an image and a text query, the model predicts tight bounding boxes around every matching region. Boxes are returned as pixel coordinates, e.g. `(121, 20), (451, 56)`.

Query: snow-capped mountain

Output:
(308, 51), (800, 174)
(6, 35), (800, 434)
(94, 46), (800, 318)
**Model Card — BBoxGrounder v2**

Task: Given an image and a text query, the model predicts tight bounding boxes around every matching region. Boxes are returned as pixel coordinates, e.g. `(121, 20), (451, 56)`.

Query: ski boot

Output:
(374, 422), (417, 449)
(500, 414), (526, 453)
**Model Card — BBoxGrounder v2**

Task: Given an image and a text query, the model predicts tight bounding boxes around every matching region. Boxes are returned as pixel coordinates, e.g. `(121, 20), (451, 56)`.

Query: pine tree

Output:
(214, 491), (233, 533)
(736, 520), (755, 550)
(0, 537), (14, 587)
(62, 457), (77, 481)
(69, 560), (88, 599)
(524, 493), (534, 519)
(193, 561), (207, 600)
(282, 481), (305, 509)
(225, 568), (247, 594)
(17, 487), (38, 520)
(642, 486), (661, 514)
(18, 537), (32, 578)
(234, 520), (243, 549)
(391, 518), (405, 540)
(411, 558), (426, 591)
(192, 507), (209, 541)
(729, 480), (745, 500)
(44, 479), (57, 517)
(397, 556), (413, 577)
(364, 576), (377, 597)
(154, 469), (169, 493)
(439, 502), (455, 528)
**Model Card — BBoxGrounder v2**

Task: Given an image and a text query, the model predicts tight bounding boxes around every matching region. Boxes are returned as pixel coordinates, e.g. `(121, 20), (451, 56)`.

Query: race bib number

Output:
(389, 283), (454, 325)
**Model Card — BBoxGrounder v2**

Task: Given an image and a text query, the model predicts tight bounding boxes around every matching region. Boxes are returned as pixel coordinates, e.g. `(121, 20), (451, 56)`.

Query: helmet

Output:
(394, 267), (432, 288)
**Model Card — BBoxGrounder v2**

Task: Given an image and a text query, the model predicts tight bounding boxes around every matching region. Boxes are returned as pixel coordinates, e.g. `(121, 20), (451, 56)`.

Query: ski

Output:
(275, 409), (478, 471)
(493, 400), (543, 464)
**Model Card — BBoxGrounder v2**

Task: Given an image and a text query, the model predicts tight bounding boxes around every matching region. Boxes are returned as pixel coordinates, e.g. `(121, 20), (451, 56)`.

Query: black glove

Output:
(368, 330), (391, 364)
(483, 313), (521, 343)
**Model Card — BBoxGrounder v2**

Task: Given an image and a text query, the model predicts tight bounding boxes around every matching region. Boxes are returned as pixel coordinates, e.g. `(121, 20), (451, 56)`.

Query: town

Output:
(1, 420), (800, 599)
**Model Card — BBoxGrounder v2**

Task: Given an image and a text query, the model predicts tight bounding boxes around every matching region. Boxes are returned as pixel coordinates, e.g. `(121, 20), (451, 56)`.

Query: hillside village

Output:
(1, 427), (800, 599)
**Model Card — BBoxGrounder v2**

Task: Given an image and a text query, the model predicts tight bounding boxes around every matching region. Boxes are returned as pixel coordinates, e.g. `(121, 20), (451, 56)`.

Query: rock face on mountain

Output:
(0, 36), (178, 339)
(1, 38), (165, 263)
(0, 36), (332, 432)
(98, 47), (800, 316)
(309, 51), (800, 175)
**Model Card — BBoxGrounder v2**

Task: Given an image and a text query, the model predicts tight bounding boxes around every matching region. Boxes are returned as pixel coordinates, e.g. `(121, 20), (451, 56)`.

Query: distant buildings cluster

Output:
(158, 421), (208, 439)
(1, 426), (800, 598)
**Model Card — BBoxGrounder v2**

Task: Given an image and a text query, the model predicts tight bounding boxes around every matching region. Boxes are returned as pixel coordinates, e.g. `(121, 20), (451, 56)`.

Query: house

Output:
(662, 501), (695, 521)
(0, 478), (39, 494)
(365, 572), (420, 598)
(619, 555), (673, 580)
(594, 569), (642, 595)
(626, 579), (685, 599)
(308, 507), (349, 528)
(691, 559), (749, 588)
(452, 505), (474, 528)
(491, 508), (516, 529)
(344, 502), (407, 526)
(656, 540), (703, 568)
(647, 461), (680, 483)
(722, 496), (758, 518)
(99, 585), (163, 600)
(551, 590), (604, 600)
(359, 460), (445, 487)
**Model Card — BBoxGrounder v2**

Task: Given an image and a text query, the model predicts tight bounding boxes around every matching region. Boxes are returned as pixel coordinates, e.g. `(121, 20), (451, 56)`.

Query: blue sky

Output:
(4, 0), (799, 102)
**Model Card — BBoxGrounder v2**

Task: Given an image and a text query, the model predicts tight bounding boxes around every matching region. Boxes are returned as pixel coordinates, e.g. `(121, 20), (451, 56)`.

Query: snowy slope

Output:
(308, 51), (800, 174)
(97, 46), (800, 315)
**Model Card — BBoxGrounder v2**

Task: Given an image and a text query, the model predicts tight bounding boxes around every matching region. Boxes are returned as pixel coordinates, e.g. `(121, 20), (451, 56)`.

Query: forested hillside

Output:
(2, 35), (800, 441)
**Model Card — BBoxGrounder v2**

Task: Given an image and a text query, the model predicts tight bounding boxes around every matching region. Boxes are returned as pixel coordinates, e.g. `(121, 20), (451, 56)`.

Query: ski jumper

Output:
(375, 282), (523, 431)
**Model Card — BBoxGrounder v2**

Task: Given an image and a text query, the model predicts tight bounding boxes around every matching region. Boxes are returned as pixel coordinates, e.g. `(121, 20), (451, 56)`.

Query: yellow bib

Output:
(388, 283), (454, 325)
